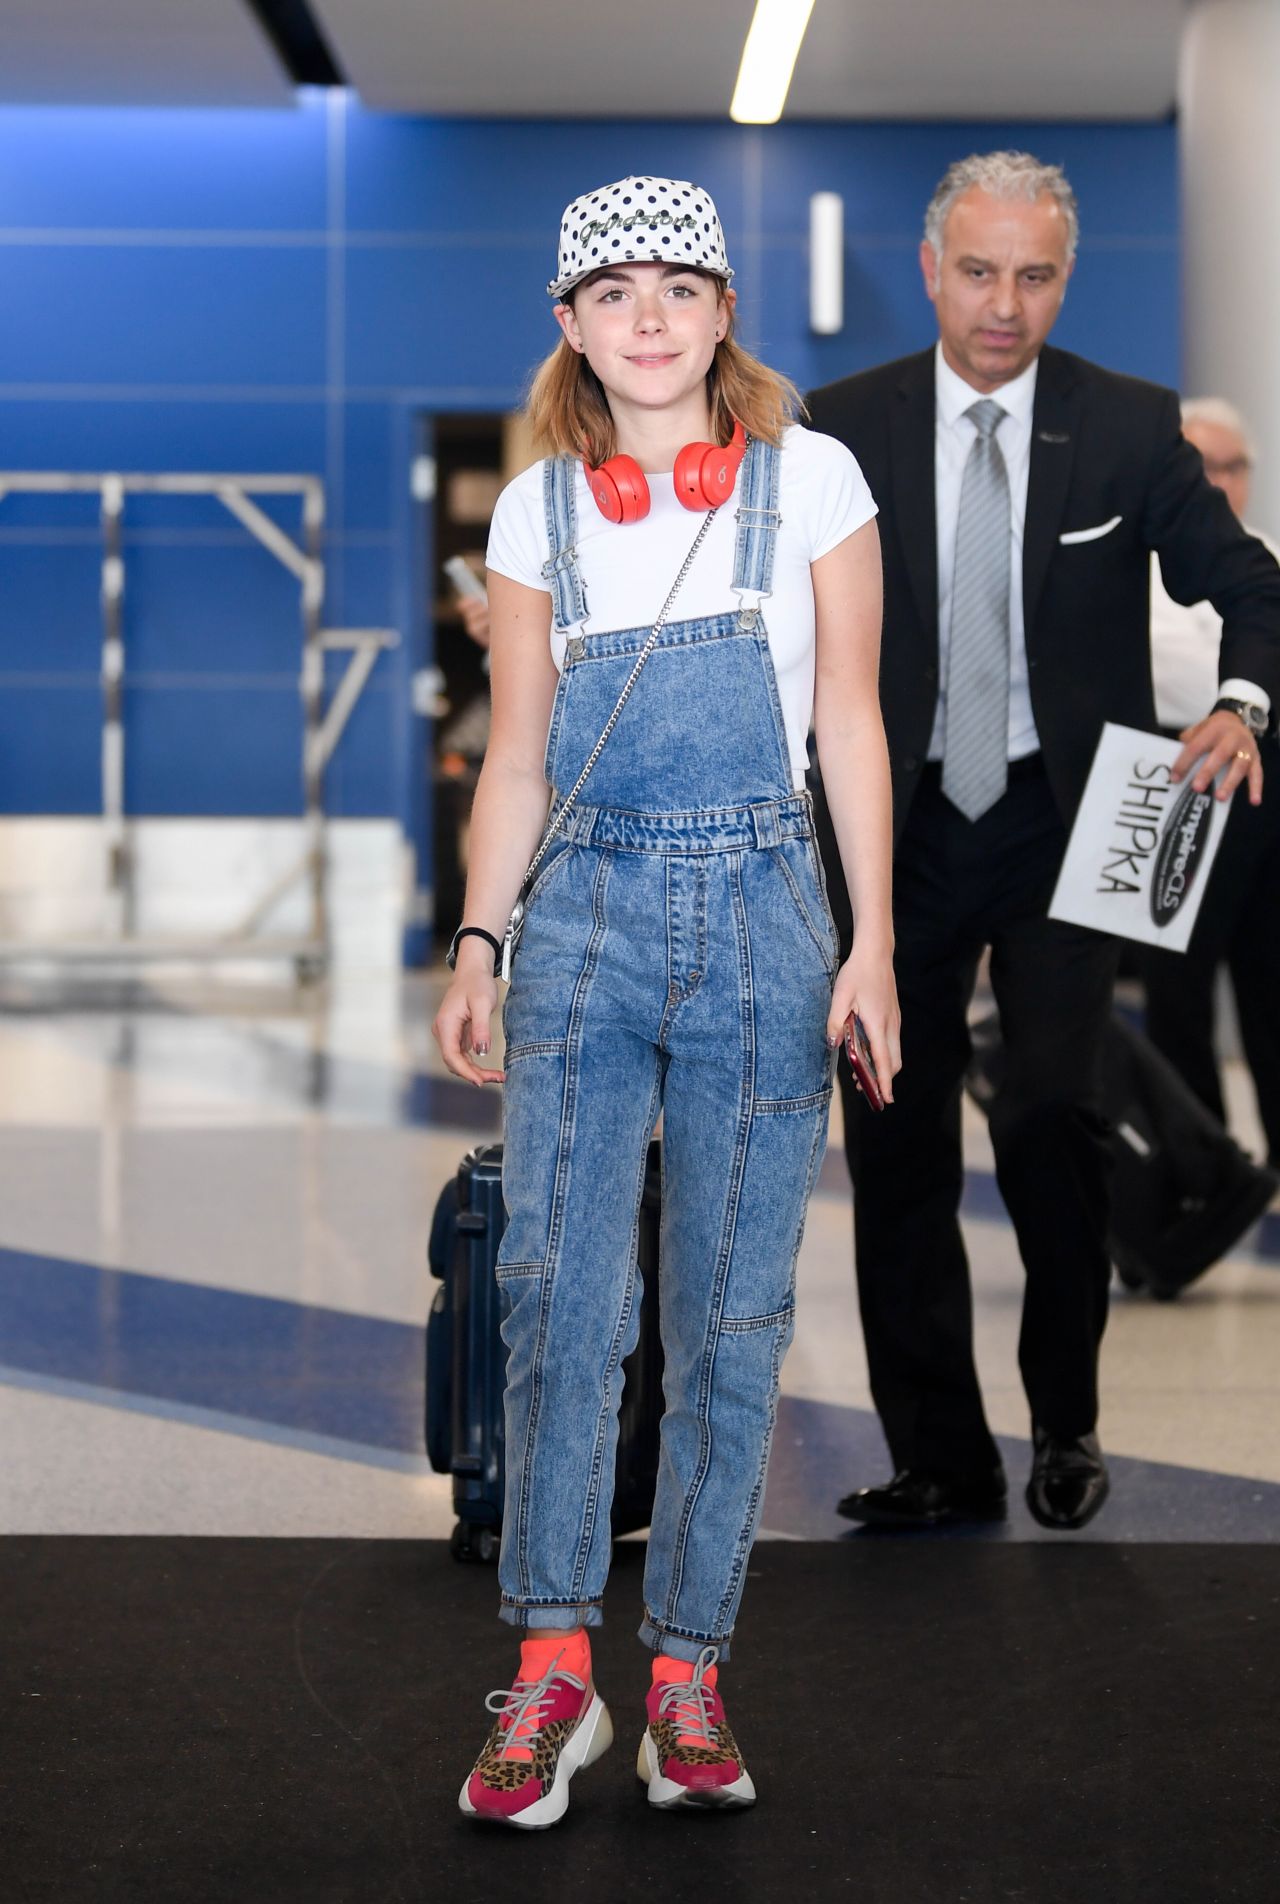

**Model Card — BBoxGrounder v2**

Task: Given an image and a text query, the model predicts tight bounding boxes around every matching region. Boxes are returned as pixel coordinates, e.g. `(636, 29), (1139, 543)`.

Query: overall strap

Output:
(731, 434), (782, 603)
(540, 456), (590, 633)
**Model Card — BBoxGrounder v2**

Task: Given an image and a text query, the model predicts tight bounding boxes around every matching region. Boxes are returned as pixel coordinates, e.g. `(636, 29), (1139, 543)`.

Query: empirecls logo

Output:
(1149, 780), (1215, 925)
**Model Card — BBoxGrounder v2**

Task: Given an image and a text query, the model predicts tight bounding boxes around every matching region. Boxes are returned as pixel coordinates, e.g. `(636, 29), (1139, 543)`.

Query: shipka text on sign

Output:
(1097, 760), (1172, 893)
(1049, 724), (1230, 952)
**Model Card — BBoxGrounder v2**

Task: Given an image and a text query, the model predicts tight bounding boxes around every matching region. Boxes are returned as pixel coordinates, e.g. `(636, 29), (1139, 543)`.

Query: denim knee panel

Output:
(496, 440), (836, 1660)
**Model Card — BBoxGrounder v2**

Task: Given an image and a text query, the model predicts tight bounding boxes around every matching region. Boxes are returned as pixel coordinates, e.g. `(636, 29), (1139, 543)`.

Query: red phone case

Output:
(843, 1014), (885, 1112)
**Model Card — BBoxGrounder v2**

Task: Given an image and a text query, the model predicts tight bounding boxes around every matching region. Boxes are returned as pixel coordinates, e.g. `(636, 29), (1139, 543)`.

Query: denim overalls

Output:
(497, 437), (838, 1663)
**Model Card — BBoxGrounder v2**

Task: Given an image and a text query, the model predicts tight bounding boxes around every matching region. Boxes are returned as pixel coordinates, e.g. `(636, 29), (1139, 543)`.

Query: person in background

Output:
(1141, 398), (1280, 1167)
(439, 584), (493, 765)
(807, 151), (1280, 1537)
(456, 591), (490, 651)
(434, 578), (495, 934)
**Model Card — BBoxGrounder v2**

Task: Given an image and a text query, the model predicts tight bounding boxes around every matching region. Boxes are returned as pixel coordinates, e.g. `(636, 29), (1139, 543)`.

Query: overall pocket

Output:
(522, 835), (575, 918)
(768, 837), (840, 978)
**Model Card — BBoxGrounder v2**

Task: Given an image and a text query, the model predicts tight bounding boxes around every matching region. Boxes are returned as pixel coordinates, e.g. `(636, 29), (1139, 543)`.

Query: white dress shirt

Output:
(1150, 532), (1278, 729)
(930, 342), (1041, 763)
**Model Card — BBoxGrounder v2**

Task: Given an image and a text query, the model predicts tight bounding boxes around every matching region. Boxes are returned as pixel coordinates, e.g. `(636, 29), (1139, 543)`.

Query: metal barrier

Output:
(0, 470), (397, 979)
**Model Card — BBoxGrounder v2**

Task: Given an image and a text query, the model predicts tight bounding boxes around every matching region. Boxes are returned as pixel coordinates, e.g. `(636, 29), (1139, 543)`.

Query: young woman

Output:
(434, 174), (899, 1828)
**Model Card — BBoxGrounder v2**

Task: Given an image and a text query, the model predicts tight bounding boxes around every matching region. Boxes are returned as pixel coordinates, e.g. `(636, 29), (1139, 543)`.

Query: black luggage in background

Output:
(966, 1011), (1279, 1300)
(426, 1140), (665, 1561)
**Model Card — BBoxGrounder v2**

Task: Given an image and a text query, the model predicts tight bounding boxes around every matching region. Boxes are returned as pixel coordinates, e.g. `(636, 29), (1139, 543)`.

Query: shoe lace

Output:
(655, 1645), (720, 1750)
(485, 1653), (586, 1759)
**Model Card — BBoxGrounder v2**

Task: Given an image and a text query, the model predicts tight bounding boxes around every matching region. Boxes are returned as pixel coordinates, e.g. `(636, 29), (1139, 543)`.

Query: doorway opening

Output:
(428, 411), (536, 956)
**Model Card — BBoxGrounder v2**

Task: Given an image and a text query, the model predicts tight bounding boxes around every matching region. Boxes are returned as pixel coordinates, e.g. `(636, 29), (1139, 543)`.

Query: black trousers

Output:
(1138, 734), (1280, 1169)
(840, 757), (1119, 1480)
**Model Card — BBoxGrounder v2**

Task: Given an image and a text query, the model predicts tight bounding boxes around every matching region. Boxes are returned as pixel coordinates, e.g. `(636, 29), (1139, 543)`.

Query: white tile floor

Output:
(0, 964), (1276, 1542)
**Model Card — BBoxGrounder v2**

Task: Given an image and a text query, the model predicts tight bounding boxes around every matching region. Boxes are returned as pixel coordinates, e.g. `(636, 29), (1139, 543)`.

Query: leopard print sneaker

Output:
(637, 1646), (756, 1810)
(459, 1656), (613, 1830)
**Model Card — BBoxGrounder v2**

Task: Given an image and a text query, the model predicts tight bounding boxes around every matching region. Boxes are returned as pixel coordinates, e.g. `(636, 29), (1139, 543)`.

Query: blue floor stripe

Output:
(0, 1245), (425, 1457)
(764, 1394), (1280, 1542)
(0, 1363), (429, 1475)
(0, 1170), (1274, 1482)
(3, 1235), (1279, 1541)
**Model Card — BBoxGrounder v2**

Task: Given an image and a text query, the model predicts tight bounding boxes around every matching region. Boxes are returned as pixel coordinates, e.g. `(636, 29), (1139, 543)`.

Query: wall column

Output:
(1180, 0), (1280, 532)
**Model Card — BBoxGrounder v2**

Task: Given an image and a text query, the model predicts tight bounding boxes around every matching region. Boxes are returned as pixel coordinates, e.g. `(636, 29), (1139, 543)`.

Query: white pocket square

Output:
(1059, 515), (1122, 545)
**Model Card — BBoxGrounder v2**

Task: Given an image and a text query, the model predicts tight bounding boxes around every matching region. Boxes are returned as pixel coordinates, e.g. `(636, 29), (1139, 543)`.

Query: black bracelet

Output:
(446, 925), (503, 974)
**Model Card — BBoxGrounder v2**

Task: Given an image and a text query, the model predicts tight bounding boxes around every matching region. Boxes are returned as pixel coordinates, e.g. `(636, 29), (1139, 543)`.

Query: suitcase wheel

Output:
(450, 1521), (499, 1565)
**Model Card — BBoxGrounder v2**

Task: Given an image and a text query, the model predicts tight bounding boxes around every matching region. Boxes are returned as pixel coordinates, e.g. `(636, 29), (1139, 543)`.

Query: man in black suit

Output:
(808, 150), (1280, 1531)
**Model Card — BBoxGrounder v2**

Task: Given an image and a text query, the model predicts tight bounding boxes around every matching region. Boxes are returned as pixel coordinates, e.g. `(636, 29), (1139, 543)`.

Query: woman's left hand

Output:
(826, 942), (901, 1105)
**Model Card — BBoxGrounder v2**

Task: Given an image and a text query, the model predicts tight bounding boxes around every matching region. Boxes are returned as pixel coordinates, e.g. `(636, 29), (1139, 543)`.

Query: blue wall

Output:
(0, 99), (1178, 911)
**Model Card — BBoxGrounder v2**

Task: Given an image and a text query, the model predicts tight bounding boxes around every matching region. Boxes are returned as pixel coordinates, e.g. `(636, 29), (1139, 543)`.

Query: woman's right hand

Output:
(432, 947), (505, 1085)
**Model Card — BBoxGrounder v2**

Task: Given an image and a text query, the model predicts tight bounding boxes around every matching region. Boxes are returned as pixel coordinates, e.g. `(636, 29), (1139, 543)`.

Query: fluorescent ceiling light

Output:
(730, 0), (818, 124)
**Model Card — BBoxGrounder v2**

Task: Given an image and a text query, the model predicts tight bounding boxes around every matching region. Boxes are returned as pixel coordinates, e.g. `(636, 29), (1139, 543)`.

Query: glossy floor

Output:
(1, 965), (1277, 1547)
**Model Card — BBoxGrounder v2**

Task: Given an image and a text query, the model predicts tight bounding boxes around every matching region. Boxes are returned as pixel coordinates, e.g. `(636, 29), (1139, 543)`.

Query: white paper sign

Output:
(1049, 723), (1230, 952)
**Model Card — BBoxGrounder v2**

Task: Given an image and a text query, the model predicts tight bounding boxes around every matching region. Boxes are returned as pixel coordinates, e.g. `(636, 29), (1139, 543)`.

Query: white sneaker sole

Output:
(458, 1693), (613, 1830)
(636, 1729), (757, 1810)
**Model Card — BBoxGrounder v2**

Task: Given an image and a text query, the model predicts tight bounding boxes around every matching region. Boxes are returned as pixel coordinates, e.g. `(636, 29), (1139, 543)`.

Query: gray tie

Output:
(942, 398), (1010, 822)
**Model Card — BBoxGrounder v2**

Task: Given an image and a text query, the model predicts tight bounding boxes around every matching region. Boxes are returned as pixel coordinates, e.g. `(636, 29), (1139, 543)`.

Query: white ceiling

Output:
(0, 0), (1188, 118)
(312, 0), (763, 118)
(315, 0), (1187, 120)
(0, 0), (291, 107)
(790, 0), (1186, 120)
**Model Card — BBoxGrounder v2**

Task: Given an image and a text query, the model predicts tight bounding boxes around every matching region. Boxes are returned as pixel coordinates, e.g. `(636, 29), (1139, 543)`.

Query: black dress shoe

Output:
(1025, 1427), (1110, 1530)
(836, 1467), (1007, 1528)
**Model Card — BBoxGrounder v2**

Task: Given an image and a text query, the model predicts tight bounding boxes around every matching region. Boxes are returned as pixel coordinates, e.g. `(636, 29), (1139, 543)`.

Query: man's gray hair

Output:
(1181, 396), (1257, 465)
(924, 151), (1079, 262)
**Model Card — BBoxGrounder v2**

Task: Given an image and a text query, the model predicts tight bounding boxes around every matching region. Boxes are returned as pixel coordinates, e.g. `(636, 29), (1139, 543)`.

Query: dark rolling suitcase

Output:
(966, 1010), (1279, 1300)
(426, 1139), (665, 1561)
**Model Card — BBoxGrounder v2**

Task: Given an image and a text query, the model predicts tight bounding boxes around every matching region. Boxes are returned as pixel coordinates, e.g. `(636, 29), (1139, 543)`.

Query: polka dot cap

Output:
(548, 175), (733, 298)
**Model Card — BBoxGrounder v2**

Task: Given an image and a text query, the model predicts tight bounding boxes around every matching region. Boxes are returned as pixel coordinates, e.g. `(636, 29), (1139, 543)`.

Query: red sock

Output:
(651, 1652), (717, 1690)
(651, 1652), (719, 1750)
(499, 1630), (591, 1763)
(519, 1627), (591, 1686)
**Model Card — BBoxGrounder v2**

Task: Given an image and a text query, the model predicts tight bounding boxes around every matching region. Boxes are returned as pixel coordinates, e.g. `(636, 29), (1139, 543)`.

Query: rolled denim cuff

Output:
(638, 1613), (731, 1665)
(499, 1598), (604, 1632)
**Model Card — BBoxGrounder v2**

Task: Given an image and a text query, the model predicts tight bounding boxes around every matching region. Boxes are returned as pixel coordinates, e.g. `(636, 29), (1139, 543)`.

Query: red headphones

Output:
(585, 419), (747, 525)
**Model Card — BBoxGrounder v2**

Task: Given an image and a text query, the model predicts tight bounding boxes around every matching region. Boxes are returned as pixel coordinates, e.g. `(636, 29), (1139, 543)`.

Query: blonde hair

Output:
(526, 274), (803, 467)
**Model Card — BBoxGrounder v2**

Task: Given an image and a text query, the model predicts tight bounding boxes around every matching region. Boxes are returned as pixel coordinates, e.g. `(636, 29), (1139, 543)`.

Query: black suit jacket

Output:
(807, 344), (1280, 844)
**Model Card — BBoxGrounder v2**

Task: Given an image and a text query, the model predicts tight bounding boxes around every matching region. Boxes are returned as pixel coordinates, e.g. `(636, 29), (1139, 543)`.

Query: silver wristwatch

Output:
(1212, 696), (1269, 740)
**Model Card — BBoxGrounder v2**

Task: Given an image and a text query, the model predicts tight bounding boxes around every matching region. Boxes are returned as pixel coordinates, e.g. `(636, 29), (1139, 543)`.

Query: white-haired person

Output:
(807, 150), (1280, 1537)
(1142, 397), (1280, 1168)
(433, 175), (897, 1827)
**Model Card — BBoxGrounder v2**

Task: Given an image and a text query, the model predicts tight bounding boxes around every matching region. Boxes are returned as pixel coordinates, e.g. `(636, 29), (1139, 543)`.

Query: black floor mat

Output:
(3, 1537), (1276, 1903)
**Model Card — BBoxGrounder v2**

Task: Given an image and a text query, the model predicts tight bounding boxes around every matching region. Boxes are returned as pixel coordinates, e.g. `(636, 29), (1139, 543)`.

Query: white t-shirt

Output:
(485, 424), (877, 789)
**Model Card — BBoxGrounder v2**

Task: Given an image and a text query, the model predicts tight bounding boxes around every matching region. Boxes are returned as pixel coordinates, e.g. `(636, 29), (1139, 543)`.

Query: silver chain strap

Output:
(500, 506), (718, 980)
